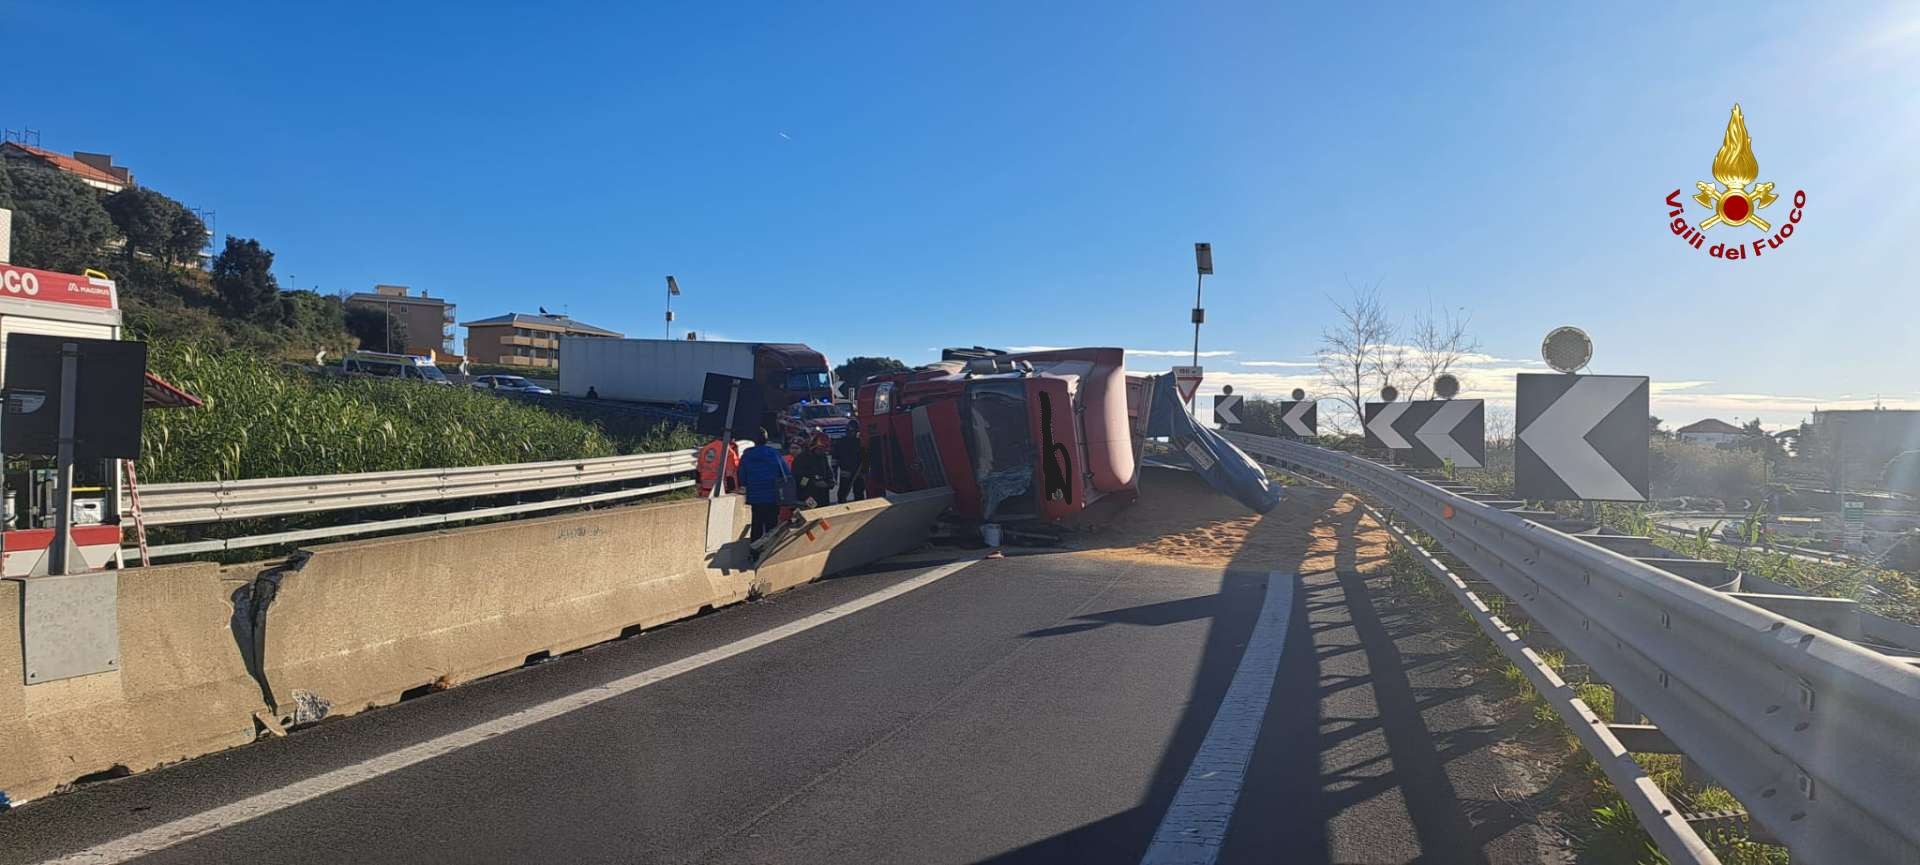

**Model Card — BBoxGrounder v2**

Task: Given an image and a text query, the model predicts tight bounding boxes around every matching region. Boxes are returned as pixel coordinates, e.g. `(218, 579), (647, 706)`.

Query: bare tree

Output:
(1485, 405), (1514, 448)
(1317, 281), (1395, 430)
(1403, 301), (1479, 400)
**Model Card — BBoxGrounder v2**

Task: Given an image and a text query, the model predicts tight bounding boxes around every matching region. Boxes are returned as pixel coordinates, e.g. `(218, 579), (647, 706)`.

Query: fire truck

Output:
(855, 347), (1140, 523)
(0, 264), (131, 575)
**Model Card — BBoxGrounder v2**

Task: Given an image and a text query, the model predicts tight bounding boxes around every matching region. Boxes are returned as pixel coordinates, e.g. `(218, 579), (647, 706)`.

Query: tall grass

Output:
(140, 342), (620, 482)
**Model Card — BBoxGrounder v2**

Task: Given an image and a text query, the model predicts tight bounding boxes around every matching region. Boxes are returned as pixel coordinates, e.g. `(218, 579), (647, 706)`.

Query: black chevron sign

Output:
(1403, 399), (1484, 469)
(1366, 400), (1483, 468)
(1515, 374), (1649, 502)
(1277, 399), (1316, 438)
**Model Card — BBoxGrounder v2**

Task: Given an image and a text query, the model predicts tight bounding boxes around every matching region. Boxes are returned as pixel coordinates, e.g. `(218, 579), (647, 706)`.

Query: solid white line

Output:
(36, 558), (980, 865)
(1140, 571), (1297, 865)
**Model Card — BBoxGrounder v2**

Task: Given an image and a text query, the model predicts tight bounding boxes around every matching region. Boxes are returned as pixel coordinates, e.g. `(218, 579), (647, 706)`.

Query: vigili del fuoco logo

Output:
(1665, 104), (1805, 261)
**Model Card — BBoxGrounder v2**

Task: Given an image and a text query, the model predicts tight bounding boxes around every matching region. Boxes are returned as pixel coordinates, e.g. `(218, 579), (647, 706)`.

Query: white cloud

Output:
(1239, 360), (1320, 368)
(1127, 348), (1235, 358)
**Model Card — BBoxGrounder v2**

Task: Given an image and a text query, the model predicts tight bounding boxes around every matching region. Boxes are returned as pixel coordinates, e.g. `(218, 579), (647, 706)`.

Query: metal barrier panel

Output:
(130, 450), (698, 526)
(1225, 431), (1920, 865)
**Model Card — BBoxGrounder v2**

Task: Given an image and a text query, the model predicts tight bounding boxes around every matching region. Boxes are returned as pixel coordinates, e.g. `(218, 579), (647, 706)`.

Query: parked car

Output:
(341, 351), (453, 385)
(470, 374), (554, 395)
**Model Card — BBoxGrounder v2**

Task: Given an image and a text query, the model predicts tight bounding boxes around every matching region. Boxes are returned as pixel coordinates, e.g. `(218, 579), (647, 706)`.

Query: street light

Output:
(665, 275), (681, 338)
(1188, 243), (1212, 418)
(1191, 243), (1211, 366)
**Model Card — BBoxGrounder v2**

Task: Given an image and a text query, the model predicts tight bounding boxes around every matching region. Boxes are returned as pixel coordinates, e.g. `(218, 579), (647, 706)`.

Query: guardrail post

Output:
(1613, 688), (1641, 724)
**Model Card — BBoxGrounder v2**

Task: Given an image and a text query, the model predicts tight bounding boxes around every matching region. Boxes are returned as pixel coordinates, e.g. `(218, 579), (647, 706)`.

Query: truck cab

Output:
(754, 344), (833, 408)
(856, 347), (1137, 524)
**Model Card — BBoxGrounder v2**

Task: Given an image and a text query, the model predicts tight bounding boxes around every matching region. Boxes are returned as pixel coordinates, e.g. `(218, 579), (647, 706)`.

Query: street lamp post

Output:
(665, 275), (681, 338)
(1189, 243), (1213, 418)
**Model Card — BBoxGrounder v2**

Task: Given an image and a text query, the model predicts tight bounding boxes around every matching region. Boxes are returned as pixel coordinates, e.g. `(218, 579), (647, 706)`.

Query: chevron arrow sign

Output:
(1364, 401), (1412, 451)
(1515, 374), (1649, 502)
(1213, 393), (1243, 426)
(1278, 399), (1316, 438)
(1408, 399), (1484, 469)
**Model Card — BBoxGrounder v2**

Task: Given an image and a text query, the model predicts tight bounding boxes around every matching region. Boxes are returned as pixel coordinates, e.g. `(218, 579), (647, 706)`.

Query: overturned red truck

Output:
(855, 347), (1144, 523)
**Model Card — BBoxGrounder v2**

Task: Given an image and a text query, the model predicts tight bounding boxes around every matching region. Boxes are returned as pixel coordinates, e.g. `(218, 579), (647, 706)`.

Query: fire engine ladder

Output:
(122, 460), (151, 567)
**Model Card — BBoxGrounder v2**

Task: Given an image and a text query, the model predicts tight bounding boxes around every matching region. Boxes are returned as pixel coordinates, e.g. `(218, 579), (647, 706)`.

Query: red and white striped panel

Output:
(1, 525), (123, 576)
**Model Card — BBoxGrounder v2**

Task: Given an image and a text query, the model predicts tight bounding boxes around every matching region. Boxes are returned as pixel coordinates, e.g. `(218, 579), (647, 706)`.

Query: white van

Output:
(341, 351), (453, 385)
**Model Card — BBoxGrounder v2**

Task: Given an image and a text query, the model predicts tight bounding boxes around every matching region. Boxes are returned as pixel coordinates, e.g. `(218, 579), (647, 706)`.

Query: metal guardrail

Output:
(121, 450), (699, 560)
(129, 451), (697, 526)
(1226, 431), (1920, 865)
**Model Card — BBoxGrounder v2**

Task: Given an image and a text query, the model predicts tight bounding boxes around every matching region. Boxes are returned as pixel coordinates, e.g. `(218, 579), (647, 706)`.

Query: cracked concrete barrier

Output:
(253, 496), (737, 727)
(752, 488), (954, 596)
(0, 563), (265, 805)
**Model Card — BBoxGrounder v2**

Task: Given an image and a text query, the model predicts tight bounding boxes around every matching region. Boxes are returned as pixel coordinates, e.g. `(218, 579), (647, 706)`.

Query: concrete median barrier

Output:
(752, 488), (954, 596)
(0, 563), (265, 804)
(253, 497), (731, 725)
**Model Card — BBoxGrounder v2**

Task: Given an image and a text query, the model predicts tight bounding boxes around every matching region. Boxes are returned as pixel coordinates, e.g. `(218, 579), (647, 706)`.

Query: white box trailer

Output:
(558, 337), (757, 404)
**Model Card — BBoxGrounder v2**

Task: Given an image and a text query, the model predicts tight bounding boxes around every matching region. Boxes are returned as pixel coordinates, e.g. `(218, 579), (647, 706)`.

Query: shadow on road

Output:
(980, 482), (1511, 864)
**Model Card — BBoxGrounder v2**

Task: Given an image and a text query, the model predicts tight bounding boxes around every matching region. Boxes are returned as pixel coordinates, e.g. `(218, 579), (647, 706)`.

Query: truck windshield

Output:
(964, 380), (1036, 519)
(795, 404), (844, 420)
(787, 370), (830, 392)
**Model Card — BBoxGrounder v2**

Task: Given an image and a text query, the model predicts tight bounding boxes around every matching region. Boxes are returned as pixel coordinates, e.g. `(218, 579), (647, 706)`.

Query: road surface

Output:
(0, 484), (1556, 864)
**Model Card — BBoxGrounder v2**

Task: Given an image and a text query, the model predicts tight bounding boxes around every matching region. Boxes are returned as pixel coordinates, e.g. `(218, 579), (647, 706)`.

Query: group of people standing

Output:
(737, 421), (868, 542)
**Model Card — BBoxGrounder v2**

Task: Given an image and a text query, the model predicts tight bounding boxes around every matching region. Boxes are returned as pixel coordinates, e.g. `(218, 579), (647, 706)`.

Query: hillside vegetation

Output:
(139, 344), (626, 482)
(4, 159), (698, 481)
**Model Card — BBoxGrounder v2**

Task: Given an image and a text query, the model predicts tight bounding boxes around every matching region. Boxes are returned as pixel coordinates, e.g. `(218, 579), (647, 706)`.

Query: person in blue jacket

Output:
(739, 439), (791, 542)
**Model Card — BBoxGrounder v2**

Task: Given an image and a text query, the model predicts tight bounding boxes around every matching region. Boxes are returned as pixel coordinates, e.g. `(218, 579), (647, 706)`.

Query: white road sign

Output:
(1172, 366), (1203, 403)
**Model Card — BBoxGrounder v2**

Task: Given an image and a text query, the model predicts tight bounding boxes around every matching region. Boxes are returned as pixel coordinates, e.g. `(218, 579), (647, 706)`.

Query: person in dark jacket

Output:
(832, 421), (865, 502)
(739, 441), (791, 541)
(792, 432), (835, 508)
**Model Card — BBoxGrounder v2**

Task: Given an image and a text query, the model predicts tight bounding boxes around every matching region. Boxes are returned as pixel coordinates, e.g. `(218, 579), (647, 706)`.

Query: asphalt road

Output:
(0, 543), (1553, 863)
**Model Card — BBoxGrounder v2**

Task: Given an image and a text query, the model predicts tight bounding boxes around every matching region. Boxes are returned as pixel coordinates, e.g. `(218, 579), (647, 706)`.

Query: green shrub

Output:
(140, 342), (619, 482)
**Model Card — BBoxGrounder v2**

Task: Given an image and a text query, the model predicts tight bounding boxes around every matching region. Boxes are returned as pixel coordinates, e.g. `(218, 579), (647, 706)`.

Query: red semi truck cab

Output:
(856, 347), (1138, 523)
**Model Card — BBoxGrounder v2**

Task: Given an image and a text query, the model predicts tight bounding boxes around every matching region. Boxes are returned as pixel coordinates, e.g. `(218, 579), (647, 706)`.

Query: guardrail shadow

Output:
(980, 482), (1514, 863)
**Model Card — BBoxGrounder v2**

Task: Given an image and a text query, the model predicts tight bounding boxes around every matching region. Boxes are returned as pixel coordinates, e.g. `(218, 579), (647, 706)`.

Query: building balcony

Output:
(501, 335), (557, 348)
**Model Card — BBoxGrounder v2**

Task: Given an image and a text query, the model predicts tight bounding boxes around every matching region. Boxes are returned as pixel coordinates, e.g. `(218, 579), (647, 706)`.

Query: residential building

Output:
(1675, 418), (1749, 446)
(461, 312), (622, 370)
(343, 284), (456, 358)
(0, 142), (133, 192)
(1806, 407), (1920, 487)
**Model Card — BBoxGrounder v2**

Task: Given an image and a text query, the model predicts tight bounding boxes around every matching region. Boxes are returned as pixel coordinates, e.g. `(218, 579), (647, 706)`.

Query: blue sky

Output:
(7, 2), (1916, 427)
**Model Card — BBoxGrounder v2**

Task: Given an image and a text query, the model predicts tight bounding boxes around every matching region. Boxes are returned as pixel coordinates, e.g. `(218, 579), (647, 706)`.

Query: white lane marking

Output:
(36, 559), (980, 865)
(1140, 571), (1297, 865)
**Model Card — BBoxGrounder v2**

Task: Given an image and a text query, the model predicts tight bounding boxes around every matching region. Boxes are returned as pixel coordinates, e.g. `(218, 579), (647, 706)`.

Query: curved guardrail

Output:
(1225, 430), (1920, 865)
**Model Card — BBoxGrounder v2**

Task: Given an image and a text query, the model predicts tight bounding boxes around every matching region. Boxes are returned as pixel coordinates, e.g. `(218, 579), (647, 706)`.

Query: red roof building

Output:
(1675, 418), (1751, 446)
(1, 142), (133, 192)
